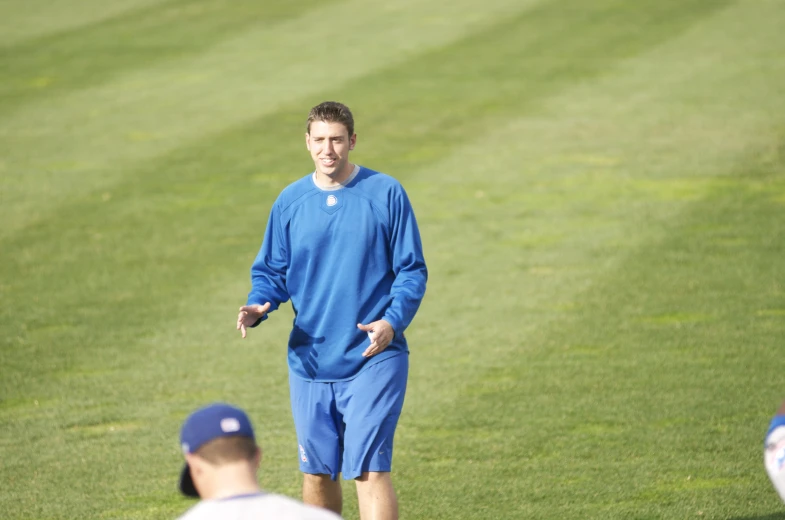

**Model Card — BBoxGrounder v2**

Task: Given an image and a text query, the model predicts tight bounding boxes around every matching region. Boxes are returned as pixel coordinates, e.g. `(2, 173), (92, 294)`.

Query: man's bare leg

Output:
(355, 471), (398, 520)
(303, 473), (342, 515)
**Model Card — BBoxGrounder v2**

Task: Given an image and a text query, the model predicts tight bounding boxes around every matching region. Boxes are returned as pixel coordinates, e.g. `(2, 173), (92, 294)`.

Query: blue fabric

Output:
(180, 403), (255, 454)
(768, 415), (785, 440)
(247, 167), (427, 381)
(289, 354), (409, 480)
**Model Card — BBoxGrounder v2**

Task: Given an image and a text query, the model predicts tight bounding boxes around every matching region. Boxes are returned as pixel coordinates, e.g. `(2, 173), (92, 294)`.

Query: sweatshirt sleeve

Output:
(381, 185), (428, 338)
(246, 201), (290, 325)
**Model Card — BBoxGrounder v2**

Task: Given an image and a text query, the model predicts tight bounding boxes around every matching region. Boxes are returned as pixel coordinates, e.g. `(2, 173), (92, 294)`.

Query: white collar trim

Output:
(312, 164), (360, 191)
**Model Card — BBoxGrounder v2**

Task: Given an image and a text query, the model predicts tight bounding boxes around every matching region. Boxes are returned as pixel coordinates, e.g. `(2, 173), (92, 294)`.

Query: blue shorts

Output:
(289, 353), (408, 480)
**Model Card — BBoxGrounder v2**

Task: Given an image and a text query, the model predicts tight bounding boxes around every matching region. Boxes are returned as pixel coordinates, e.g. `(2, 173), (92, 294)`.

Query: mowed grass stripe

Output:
(338, 0), (736, 183)
(0, 0), (727, 243)
(0, 0), (169, 47)
(2, 0), (783, 518)
(405, 168), (785, 520)
(393, 3), (785, 517)
(0, 0), (740, 451)
(0, 0), (538, 242)
(403, 0), (785, 369)
(0, 0), (336, 115)
(394, 3), (785, 517)
(0, 0), (733, 394)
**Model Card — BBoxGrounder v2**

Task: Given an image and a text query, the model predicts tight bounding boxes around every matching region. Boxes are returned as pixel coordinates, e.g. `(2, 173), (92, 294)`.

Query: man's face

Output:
(306, 120), (356, 180)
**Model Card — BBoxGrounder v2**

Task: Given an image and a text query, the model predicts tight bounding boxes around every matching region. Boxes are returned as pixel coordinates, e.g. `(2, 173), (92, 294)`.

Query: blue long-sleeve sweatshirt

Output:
(246, 165), (427, 381)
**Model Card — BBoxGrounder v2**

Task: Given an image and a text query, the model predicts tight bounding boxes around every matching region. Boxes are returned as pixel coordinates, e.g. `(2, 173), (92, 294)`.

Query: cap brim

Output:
(179, 463), (199, 498)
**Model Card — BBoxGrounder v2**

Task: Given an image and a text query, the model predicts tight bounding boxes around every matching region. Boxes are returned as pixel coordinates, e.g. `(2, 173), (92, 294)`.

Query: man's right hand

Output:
(236, 302), (271, 338)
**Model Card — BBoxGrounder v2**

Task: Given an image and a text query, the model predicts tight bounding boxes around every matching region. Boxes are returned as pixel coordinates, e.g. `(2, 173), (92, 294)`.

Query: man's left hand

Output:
(357, 320), (395, 358)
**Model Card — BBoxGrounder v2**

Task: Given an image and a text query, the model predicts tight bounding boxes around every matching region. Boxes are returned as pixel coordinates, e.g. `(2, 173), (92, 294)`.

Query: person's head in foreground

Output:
(177, 403), (342, 519)
(766, 400), (785, 504)
(179, 402), (261, 500)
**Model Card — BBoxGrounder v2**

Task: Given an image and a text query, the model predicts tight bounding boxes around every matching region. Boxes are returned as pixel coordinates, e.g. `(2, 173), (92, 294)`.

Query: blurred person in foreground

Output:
(765, 399), (785, 504)
(236, 101), (428, 520)
(177, 402), (342, 520)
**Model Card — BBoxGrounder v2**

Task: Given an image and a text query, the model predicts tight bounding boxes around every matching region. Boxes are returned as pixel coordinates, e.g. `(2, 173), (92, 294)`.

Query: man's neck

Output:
(315, 162), (355, 189)
(199, 464), (262, 500)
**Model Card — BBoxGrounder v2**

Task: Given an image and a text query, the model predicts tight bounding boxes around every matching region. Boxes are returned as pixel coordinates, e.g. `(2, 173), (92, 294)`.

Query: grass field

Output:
(2, 0), (785, 518)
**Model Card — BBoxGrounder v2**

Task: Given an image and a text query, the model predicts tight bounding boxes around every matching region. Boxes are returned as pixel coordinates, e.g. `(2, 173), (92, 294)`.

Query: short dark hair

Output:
(195, 436), (258, 465)
(306, 101), (355, 137)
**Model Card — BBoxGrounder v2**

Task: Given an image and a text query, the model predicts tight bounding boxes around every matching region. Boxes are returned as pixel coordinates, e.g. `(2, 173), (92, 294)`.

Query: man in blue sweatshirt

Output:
(237, 101), (427, 520)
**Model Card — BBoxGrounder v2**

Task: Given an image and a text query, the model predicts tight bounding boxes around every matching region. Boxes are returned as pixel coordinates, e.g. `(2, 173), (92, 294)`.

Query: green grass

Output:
(2, 0), (785, 518)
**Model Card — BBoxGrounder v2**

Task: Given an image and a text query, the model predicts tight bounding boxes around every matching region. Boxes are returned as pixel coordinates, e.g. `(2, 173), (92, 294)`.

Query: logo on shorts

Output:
(299, 444), (308, 462)
(326, 195), (338, 207)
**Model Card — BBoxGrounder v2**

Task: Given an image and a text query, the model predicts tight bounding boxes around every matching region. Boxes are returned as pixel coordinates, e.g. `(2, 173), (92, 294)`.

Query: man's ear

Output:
(305, 133), (311, 151)
(186, 453), (206, 478)
(349, 133), (357, 151)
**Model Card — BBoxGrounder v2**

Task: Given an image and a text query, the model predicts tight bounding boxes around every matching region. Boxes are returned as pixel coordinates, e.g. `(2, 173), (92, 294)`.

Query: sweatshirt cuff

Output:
(251, 315), (267, 328)
(246, 297), (273, 327)
(381, 316), (402, 339)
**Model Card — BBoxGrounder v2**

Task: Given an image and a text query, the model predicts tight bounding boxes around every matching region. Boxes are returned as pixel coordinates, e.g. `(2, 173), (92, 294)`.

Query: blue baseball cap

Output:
(178, 403), (256, 497)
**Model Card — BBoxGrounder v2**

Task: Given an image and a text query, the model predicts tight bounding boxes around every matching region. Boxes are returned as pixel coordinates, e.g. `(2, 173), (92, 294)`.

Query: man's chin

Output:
(317, 164), (343, 177)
